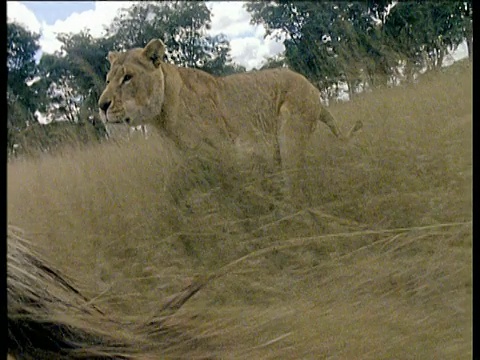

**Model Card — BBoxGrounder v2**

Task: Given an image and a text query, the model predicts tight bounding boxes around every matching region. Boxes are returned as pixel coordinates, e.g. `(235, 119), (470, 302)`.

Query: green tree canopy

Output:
(105, 1), (243, 74)
(37, 31), (116, 123)
(383, 1), (469, 78)
(246, 2), (394, 98)
(246, 1), (471, 96)
(7, 22), (42, 128)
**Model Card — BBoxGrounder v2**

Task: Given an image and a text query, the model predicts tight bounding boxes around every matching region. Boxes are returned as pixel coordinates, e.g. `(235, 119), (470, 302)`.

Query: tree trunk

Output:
(435, 48), (444, 70)
(347, 80), (354, 100)
(467, 36), (473, 62)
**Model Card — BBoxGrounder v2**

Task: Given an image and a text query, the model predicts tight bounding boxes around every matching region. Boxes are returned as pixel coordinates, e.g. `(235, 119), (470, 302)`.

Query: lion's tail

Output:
(319, 106), (363, 141)
(344, 119), (364, 139)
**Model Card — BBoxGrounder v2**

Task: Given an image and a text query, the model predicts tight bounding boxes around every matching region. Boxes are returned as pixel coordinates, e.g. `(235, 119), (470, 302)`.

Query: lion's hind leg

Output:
(276, 104), (312, 205)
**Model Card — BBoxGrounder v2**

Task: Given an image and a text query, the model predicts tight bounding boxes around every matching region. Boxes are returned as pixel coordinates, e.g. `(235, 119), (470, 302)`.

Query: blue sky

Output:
(8, 1), (285, 70)
(20, 1), (95, 25)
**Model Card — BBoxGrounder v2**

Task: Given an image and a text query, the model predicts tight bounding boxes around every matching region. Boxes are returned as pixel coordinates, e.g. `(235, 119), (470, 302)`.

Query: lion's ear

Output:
(108, 51), (119, 64)
(143, 39), (165, 68)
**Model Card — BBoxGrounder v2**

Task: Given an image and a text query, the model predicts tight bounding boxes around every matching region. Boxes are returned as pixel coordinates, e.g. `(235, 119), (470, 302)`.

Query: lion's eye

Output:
(106, 80), (110, 85)
(123, 74), (133, 83)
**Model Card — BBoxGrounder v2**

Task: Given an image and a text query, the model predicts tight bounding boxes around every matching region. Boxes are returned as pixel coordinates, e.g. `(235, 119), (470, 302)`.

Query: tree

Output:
(165, 1), (213, 68)
(202, 34), (246, 76)
(260, 54), (287, 70)
(106, 2), (171, 51)
(247, 1), (470, 93)
(246, 2), (393, 99)
(106, 1), (239, 73)
(453, 1), (472, 61)
(7, 22), (42, 129)
(383, 1), (469, 79)
(37, 31), (114, 124)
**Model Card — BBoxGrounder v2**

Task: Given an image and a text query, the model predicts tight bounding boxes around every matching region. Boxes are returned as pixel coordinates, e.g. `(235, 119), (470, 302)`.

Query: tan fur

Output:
(98, 39), (362, 199)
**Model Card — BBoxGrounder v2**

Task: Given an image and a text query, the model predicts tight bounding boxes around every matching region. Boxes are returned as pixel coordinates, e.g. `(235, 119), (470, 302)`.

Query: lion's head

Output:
(98, 39), (166, 126)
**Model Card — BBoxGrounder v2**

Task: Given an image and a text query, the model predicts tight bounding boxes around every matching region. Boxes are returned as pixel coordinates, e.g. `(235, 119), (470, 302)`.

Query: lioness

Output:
(98, 39), (362, 199)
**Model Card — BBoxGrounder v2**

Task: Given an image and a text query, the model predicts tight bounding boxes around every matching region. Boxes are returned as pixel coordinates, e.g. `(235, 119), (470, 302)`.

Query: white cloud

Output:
(230, 36), (285, 70)
(7, 1), (43, 33)
(208, 2), (252, 37)
(40, 2), (140, 54)
(207, 1), (284, 69)
(37, 27), (62, 55)
(8, 1), (139, 55)
(230, 37), (262, 69)
(452, 40), (468, 61)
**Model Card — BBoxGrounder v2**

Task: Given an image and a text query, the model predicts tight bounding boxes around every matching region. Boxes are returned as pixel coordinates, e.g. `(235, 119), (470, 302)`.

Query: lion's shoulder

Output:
(160, 62), (219, 94)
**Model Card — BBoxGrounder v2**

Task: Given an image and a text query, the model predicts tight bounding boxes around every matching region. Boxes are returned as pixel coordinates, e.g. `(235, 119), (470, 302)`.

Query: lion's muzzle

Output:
(98, 97), (129, 124)
(98, 96), (112, 122)
(99, 99), (111, 113)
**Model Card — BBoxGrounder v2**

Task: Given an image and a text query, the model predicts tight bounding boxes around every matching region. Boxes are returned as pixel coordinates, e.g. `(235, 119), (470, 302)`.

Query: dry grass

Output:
(7, 60), (472, 359)
(8, 225), (207, 359)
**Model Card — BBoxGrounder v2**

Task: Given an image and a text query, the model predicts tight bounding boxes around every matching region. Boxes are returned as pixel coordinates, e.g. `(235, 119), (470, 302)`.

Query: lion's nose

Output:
(99, 100), (111, 113)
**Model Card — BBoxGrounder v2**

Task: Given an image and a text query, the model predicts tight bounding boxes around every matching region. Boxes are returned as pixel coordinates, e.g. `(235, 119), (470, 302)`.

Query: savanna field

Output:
(7, 61), (472, 359)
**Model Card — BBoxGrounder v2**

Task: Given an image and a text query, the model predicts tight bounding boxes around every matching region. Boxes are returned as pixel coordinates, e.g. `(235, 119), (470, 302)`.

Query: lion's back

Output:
(174, 66), (317, 118)
(168, 65), (322, 143)
(219, 68), (319, 128)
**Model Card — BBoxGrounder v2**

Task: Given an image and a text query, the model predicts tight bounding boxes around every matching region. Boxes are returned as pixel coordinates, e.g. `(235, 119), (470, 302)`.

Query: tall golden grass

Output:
(8, 60), (472, 359)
